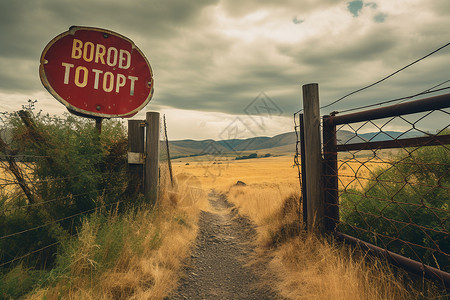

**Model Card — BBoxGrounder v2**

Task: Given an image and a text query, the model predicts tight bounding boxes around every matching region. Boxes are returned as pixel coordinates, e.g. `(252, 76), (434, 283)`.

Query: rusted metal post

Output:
(145, 112), (160, 205)
(322, 115), (339, 231)
(299, 113), (308, 228)
(127, 120), (145, 194)
(302, 83), (324, 233)
(336, 232), (450, 288)
(163, 115), (174, 186)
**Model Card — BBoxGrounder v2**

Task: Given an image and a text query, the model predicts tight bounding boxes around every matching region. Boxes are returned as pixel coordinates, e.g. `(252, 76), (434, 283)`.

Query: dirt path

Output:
(169, 191), (279, 300)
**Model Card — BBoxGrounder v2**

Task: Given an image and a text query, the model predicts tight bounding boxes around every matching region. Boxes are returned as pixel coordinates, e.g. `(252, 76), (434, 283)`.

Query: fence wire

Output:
(331, 104), (449, 273)
(0, 109), (131, 269)
(295, 93), (450, 285)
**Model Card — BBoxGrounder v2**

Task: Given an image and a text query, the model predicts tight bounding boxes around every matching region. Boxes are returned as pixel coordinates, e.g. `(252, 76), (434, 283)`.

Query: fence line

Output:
(295, 85), (449, 287)
(1, 108), (175, 273)
(0, 109), (137, 270)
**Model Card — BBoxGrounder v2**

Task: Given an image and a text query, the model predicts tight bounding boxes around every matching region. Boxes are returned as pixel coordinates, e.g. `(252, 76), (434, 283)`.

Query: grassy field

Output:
(172, 154), (389, 192)
(172, 155), (439, 299)
(2, 155), (439, 298)
(172, 155), (299, 191)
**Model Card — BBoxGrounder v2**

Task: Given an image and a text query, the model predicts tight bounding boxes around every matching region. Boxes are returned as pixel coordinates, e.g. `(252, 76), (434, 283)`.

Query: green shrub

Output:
(0, 111), (133, 270)
(0, 264), (46, 299)
(235, 153), (258, 160)
(340, 143), (449, 271)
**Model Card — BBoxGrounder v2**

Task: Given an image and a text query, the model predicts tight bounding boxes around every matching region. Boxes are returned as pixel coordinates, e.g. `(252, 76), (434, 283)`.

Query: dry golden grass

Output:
(174, 155), (437, 299)
(25, 155), (439, 299)
(27, 169), (208, 300)
(269, 233), (415, 300)
(0, 161), (35, 196)
(172, 155), (300, 192)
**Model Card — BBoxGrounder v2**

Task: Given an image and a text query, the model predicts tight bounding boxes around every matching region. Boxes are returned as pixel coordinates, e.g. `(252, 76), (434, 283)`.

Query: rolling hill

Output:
(166, 130), (424, 159)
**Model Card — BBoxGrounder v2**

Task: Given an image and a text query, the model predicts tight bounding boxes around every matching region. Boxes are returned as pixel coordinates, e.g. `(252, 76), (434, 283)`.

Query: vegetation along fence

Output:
(0, 106), (169, 274)
(295, 84), (449, 287)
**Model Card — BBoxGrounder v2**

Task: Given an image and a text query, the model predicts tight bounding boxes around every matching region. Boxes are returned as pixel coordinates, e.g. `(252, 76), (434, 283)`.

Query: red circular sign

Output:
(39, 26), (154, 118)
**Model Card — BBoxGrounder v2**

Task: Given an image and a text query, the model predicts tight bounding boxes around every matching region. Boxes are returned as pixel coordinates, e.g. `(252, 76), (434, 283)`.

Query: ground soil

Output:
(169, 191), (280, 300)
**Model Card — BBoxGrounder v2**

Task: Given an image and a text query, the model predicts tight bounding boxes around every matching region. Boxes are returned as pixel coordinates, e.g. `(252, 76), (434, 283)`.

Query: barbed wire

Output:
(334, 83), (450, 115)
(0, 169), (128, 185)
(294, 43), (450, 115)
(0, 241), (60, 268)
(0, 108), (133, 271)
(320, 43), (450, 111)
(0, 199), (124, 241)
(0, 199), (120, 268)
(1, 185), (125, 213)
(295, 89), (450, 282)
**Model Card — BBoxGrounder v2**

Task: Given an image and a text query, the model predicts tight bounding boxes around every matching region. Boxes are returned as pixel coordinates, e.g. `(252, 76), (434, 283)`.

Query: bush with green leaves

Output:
(340, 143), (449, 271)
(0, 111), (134, 270)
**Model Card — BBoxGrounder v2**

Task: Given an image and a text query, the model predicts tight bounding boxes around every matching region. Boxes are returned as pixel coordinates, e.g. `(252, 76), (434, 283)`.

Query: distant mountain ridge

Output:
(167, 130), (424, 158)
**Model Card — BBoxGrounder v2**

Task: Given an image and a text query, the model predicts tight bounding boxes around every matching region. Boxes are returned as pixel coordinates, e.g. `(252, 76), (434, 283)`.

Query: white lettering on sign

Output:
(118, 50), (131, 69)
(62, 63), (74, 84)
(83, 42), (95, 62)
(71, 39), (83, 59)
(63, 39), (137, 95)
(95, 44), (106, 64)
(128, 76), (138, 96)
(116, 74), (126, 93)
(74, 66), (88, 87)
(62, 63), (138, 95)
(92, 69), (103, 89)
(107, 47), (118, 67)
(103, 72), (114, 92)
(71, 39), (131, 69)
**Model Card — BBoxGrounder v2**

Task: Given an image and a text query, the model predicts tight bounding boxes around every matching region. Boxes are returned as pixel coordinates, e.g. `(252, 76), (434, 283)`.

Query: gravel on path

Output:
(169, 191), (280, 300)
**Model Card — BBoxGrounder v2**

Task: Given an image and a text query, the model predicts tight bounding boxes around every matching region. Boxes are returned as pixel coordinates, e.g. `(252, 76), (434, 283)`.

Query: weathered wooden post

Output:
(127, 120), (145, 194)
(302, 83), (324, 233)
(145, 112), (160, 205)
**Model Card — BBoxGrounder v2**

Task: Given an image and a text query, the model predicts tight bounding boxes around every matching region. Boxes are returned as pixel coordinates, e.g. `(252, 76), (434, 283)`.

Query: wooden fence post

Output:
(127, 120), (145, 194)
(302, 83), (324, 233)
(145, 112), (160, 205)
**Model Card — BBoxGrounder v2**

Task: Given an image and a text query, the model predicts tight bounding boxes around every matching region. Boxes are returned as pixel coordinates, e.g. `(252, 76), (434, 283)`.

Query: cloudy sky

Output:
(0, 0), (449, 140)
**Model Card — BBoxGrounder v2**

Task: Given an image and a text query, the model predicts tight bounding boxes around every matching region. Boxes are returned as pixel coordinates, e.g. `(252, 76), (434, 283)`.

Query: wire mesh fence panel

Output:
(322, 95), (449, 274)
(293, 112), (305, 222)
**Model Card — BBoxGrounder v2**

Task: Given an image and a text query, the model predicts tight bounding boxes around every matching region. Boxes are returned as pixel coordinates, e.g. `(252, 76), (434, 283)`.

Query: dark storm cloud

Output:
(154, 61), (301, 116)
(0, 0), (217, 91)
(279, 29), (397, 70)
(0, 0), (449, 121)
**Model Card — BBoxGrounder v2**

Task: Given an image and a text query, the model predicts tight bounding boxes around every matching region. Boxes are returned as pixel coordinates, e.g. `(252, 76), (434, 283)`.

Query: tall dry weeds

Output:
(227, 184), (440, 300)
(27, 170), (207, 300)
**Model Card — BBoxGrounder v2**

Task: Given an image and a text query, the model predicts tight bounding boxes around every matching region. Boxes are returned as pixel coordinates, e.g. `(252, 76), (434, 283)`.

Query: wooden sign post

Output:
(145, 112), (160, 205)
